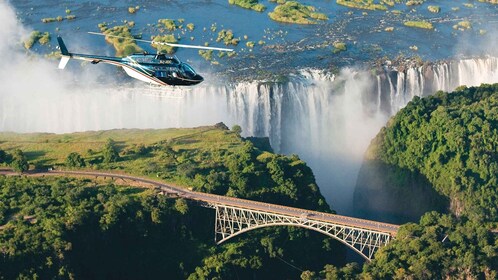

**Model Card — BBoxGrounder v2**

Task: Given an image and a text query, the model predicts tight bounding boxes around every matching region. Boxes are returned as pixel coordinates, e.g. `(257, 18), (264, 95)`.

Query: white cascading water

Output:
(378, 57), (498, 114)
(1, 56), (497, 213)
(1, 0), (498, 214)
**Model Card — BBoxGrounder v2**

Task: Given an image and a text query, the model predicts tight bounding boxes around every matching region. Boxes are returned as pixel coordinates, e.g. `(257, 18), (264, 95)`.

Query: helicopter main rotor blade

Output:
(88, 32), (234, 52)
(153, 42), (233, 52)
(88, 32), (156, 45)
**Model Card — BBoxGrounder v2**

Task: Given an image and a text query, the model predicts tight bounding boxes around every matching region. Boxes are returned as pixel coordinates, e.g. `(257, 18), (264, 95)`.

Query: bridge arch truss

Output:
(213, 204), (393, 261)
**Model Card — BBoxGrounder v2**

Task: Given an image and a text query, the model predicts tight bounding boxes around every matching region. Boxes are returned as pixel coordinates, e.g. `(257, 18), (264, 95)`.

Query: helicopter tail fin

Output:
(57, 36), (70, 69)
(57, 36), (69, 56)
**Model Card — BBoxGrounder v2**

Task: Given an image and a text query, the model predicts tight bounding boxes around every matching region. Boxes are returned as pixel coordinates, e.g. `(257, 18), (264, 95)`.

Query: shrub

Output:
(66, 152), (86, 168)
(404, 20), (434, 30)
(11, 149), (28, 173)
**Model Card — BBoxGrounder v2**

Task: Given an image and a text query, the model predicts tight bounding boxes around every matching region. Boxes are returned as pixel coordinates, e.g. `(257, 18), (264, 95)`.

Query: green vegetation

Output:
(186, 23), (195, 31)
(268, 1), (328, 24)
(229, 0), (266, 12)
(216, 29), (240, 46)
(24, 31), (50, 49)
(41, 17), (56, 23)
(427, 5), (440, 13)
(336, 0), (388, 11)
(303, 84), (498, 279)
(0, 124), (345, 279)
(128, 6), (140, 14)
(367, 84), (498, 221)
(41, 14), (74, 23)
(98, 24), (142, 56)
(404, 20), (434, 30)
(337, 0), (427, 11)
(199, 49), (213, 61)
(405, 0), (425, 5)
(0, 125), (328, 210)
(65, 152), (85, 168)
(454, 20), (472, 30)
(10, 149), (29, 173)
(158, 19), (177, 31)
(332, 42), (347, 54)
(364, 212), (497, 279)
(151, 35), (178, 54)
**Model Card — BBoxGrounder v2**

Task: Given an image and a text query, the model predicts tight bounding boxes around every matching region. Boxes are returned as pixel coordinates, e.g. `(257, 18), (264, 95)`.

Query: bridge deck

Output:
(1, 169), (400, 235)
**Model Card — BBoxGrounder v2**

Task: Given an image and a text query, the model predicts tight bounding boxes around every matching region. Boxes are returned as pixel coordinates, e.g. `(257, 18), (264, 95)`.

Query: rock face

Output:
(354, 83), (498, 223)
(353, 160), (448, 224)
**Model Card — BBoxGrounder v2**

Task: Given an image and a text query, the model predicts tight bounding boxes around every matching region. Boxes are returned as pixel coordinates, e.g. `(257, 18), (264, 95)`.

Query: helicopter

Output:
(57, 32), (234, 86)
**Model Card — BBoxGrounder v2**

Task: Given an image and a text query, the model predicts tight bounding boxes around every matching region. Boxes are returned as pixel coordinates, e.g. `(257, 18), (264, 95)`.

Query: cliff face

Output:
(354, 83), (498, 223)
(354, 160), (448, 224)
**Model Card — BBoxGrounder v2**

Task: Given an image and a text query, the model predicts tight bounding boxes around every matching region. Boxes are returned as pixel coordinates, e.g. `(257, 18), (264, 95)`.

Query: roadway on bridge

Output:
(0, 169), (400, 235)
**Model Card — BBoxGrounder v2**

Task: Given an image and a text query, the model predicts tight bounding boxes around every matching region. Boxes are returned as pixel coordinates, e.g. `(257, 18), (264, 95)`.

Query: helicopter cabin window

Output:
(155, 67), (179, 78)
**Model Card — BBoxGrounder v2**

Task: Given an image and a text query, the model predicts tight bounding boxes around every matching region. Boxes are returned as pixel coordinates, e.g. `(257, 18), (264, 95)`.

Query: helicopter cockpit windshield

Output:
(181, 63), (197, 79)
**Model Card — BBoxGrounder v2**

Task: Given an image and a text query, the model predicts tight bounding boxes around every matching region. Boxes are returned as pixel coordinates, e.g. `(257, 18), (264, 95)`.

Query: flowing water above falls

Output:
(1, 57), (497, 214)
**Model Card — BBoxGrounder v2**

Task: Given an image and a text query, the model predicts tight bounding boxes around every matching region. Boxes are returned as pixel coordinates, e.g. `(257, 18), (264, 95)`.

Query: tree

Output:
(65, 152), (85, 168)
(174, 198), (189, 214)
(231, 125), (242, 136)
(103, 138), (119, 163)
(0, 149), (8, 164)
(11, 149), (29, 173)
(301, 270), (316, 280)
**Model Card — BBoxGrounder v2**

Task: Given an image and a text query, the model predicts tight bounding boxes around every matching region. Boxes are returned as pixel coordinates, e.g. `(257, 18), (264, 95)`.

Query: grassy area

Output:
(24, 31), (50, 49)
(199, 49), (214, 61)
(158, 19), (177, 31)
(216, 29), (240, 46)
(268, 1), (328, 24)
(128, 6), (140, 14)
(332, 41), (347, 53)
(0, 122), (333, 279)
(427, 5), (440, 13)
(0, 123), (331, 216)
(404, 20), (434, 30)
(405, 0), (425, 6)
(229, 0), (266, 12)
(151, 35), (178, 54)
(98, 24), (142, 56)
(41, 15), (75, 23)
(336, 0), (428, 11)
(0, 125), (248, 188)
(336, 0), (388, 11)
(453, 20), (472, 30)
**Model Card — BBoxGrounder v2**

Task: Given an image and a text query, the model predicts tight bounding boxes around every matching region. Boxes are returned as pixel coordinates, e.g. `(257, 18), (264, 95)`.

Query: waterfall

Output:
(378, 57), (498, 114)
(0, 57), (497, 213)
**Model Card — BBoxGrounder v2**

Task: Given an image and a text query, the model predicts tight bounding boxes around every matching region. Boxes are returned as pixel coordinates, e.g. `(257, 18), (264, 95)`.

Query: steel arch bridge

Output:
(212, 204), (393, 261)
(1, 169), (399, 261)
